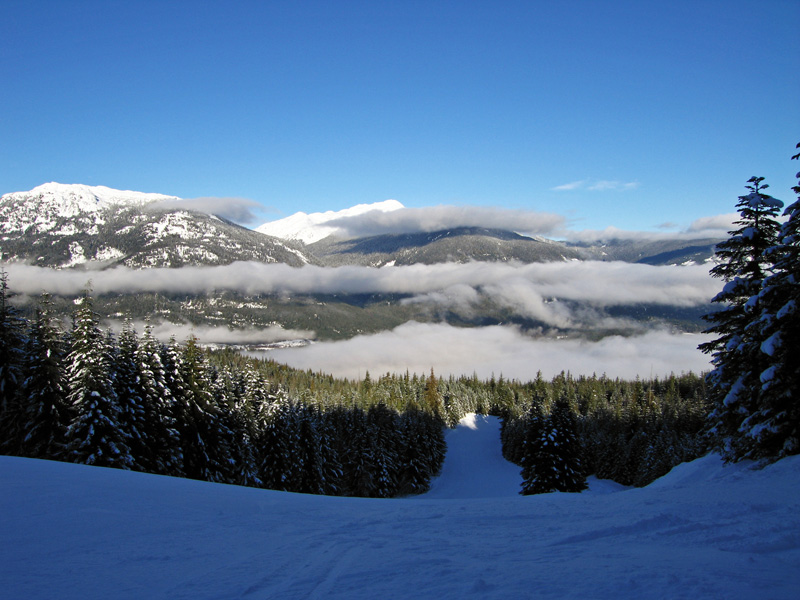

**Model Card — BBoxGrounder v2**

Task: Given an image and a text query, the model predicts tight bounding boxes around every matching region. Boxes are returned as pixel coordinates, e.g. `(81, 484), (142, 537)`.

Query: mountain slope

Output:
(0, 183), (314, 268)
(572, 237), (721, 266)
(2, 418), (798, 599)
(311, 227), (584, 266)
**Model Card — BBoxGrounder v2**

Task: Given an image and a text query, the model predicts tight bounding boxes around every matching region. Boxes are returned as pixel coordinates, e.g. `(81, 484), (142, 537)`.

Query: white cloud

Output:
(149, 197), (265, 225)
(590, 180), (639, 191)
(103, 320), (315, 346)
(266, 322), (712, 380)
(551, 180), (639, 192)
(551, 180), (586, 191)
(686, 213), (738, 235)
(560, 214), (734, 243)
(3, 260), (718, 314)
(325, 205), (566, 238)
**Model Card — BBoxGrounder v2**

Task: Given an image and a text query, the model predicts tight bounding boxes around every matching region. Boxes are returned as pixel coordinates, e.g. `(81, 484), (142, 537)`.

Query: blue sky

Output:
(2, 0), (798, 232)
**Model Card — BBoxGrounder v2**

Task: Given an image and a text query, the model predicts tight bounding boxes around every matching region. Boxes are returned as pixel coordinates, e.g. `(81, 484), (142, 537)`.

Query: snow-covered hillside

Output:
(2, 414), (798, 599)
(1, 182), (178, 216)
(256, 199), (404, 244)
(0, 183), (313, 268)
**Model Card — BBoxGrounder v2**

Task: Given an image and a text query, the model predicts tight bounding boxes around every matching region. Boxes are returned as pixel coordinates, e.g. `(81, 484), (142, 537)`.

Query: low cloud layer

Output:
(4, 261), (719, 325)
(104, 321), (314, 346)
(325, 205), (567, 239)
(266, 322), (711, 381)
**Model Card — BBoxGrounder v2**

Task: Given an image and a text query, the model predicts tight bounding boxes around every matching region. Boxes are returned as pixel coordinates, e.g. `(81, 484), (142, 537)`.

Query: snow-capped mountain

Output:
(256, 199), (404, 244)
(0, 183), (313, 268)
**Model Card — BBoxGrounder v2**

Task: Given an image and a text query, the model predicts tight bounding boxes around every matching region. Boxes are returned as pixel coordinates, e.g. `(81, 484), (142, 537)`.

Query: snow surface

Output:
(2, 414), (799, 599)
(2, 182), (180, 213)
(256, 199), (404, 244)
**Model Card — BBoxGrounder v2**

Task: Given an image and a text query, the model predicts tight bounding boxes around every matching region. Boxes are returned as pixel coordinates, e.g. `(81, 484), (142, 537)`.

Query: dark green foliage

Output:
(519, 398), (546, 493)
(520, 397), (586, 495)
(112, 321), (148, 471)
(747, 151), (800, 459)
(256, 393), (301, 491)
(174, 337), (236, 483)
(700, 177), (784, 461)
(0, 269), (26, 454)
(133, 324), (183, 475)
(64, 292), (133, 469)
(700, 156), (800, 462)
(18, 294), (70, 459)
(502, 372), (709, 488)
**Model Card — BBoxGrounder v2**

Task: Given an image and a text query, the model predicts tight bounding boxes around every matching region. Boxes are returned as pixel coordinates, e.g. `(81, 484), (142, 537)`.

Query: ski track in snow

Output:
(2, 414), (799, 599)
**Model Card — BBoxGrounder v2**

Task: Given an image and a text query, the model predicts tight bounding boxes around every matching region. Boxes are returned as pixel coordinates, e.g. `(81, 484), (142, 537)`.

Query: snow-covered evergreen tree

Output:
(0, 269), (27, 455)
(64, 291), (133, 469)
(134, 323), (183, 475)
(748, 148), (800, 458)
(520, 397), (586, 495)
(294, 405), (326, 494)
(174, 336), (235, 483)
(365, 402), (401, 498)
(213, 365), (260, 487)
(700, 176), (783, 461)
(112, 320), (148, 470)
(18, 294), (70, 459)
(395, 407), (443, 496)
(256, 392), (301, 491)
(519, 397), (546, 495)
(316, 409), (344, 496)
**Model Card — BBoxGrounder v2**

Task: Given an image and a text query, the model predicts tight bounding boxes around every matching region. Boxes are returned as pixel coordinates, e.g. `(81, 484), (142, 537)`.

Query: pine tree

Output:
(700, 176), (784, 461)
(295, 405), (326, 494)
(748, 146), (800, 458)
(64, 291), (133, 469)
(424, 368), (443, 417)
(174, 337), (235, 483)
(520, 397), (586, 494)
(213, 365), (260, 487)
(134, 323), (183, 475)
(112, 320), (148, 470)
(256, 391), (302, 491)
(519, 397), (546, 495)
(18, 294), (70, 459)
(0, 269), (27, 455)
(366, 402), (401, 498)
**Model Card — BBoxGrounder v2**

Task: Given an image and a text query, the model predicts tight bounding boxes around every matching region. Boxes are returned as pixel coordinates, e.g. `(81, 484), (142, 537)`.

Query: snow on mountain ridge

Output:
(0, 182), (179, 229)
(4, 182), (180, 214)
(256, 199), (405, 244)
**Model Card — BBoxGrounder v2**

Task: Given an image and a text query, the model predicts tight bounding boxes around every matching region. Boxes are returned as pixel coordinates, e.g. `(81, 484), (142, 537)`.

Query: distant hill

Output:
(569, 237), (721, 266)
(310, 227), (585, 266)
